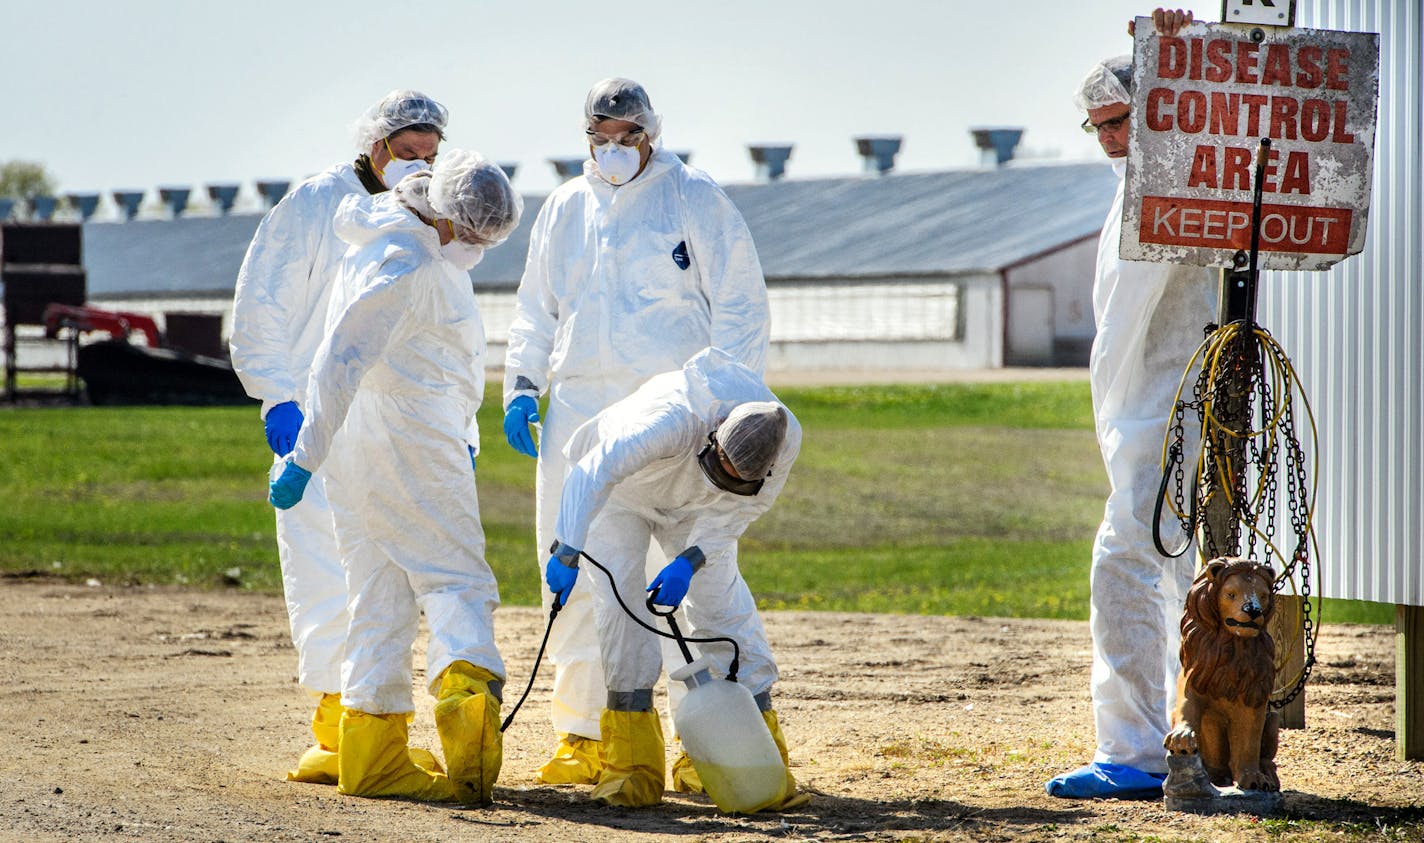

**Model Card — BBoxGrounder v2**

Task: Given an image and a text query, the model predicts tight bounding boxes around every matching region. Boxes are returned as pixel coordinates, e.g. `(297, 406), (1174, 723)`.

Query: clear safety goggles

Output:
(696, 432), (764, 496)
(443, 218), (495, 247)
(586, 127), (646, 148)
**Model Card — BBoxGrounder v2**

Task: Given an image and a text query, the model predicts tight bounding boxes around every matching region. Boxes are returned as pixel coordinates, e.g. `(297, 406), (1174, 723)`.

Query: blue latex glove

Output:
(269, 461), (313, 510)
(264, 401), (303, 457)
(648, 555), (696, 608)
(469, 445), (477, 473)
(264, 398), (303, 455)
(503, 395), (540, 458)
(545, 551), (579, 608)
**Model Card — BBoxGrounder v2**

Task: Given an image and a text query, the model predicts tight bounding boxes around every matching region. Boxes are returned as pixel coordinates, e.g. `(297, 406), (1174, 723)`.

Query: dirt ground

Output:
(0, 577), (1418, 843)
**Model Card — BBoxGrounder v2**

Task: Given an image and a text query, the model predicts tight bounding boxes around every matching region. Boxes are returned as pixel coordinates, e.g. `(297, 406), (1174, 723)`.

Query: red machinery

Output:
(42, 304), (162, 348)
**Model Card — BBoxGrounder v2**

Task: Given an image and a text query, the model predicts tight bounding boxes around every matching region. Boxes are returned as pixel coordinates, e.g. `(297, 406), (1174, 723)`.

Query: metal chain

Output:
(1160, 323), (1319, 710)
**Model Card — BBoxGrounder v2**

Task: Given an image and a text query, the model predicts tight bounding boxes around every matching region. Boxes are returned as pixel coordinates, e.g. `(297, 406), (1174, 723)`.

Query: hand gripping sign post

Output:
(1122, 6), (1380, 813)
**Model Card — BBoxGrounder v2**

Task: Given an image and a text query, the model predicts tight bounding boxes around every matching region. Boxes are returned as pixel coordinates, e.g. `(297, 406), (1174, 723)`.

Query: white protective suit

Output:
(1088, 159), (1217, 773)
(290, 191), (503, 714)
(504, 148), (771, 739)
(556, 348), (797, 695)
(230, 161), (374, 694)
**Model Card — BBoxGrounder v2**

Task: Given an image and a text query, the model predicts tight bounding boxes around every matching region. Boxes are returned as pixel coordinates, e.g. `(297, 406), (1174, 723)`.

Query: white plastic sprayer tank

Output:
(669, 655), (786, 813)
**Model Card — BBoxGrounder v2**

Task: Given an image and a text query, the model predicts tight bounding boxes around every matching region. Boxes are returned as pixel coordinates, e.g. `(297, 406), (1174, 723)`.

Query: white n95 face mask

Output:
(593, 142), (642, 185)
(380, 156), (430, 189)
(441, 239), (485, 271)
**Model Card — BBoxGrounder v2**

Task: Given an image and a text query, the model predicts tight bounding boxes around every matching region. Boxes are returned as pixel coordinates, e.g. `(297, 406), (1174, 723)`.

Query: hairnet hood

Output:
(1074, 56), (1132, 111)
(717, 401), (788, 480)
(427, 149), (523, 246)
(353, 89), (449, 151)
(584, 77), (663, 145)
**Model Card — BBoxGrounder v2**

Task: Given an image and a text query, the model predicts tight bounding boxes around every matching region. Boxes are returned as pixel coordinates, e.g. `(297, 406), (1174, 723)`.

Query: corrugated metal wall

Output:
(1259, 0), (1423, 605)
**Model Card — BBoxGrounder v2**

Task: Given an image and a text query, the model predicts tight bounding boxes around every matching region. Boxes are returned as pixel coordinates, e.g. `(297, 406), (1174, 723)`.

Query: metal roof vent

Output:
(29, 196), (58, 221)
(748, 145), (793, 181)
(159, 187), (190, 218)
(207, 184), (241, 215)
(549, 157), (587, 180)
(112, 190), (145, 221)
(971, 128), (1025, 167)
(66, 193), (101, 221)
(854, 136), (902, 175)
(498, 162), (518, 181)
(257, 180), (290, 209)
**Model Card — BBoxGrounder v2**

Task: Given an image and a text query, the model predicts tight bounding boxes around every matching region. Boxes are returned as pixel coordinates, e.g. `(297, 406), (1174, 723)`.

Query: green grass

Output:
(0, 381), (1393, 624)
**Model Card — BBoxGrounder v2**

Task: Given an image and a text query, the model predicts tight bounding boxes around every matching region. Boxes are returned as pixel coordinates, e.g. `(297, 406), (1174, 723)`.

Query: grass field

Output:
(0, 380), (1392, 624)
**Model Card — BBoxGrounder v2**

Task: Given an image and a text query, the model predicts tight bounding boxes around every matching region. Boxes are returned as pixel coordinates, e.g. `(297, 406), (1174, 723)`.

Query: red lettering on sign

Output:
(1296, 46), (1324, 88)
(1300, 99), (1331, 141)
(1262, 44), (1294, 86)
(1224, 147), (1253, 190)
(1160, 38), (1187, 78)
(1236, 42), (1260, 84)
(1205, 39), (1233, 83)
(1147, 88), (1175, 131)
(1242, 94), (1269, 135)
(1331, 100), (1355, 143)
(1280, 151), (1312, 195)
(1141, 196), (1350, 253)
(1269, 97), (1300, 140)
(1179, 90), (1208, 133)
(1209, 92), (1240, 135)
(1326, 48), (1351, 90)
(1187, 145), (1218, 188)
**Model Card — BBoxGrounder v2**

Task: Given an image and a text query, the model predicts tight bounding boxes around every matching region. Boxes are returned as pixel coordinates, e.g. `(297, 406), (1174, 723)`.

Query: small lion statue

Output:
(1164, 557), (1281, 792)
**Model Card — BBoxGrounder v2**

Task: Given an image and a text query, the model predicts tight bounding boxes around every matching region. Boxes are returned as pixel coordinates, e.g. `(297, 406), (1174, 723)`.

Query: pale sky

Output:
(3, 0), (1213, 218)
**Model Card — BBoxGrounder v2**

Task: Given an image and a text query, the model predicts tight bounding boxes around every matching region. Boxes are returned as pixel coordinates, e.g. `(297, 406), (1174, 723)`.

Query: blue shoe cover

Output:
(1044, 762), (1166, 799)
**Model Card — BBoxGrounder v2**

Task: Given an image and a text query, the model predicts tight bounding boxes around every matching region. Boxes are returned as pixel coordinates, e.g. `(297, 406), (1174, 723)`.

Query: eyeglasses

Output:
(1081, 113), (1129, 135)
(586, 128), (645, 148)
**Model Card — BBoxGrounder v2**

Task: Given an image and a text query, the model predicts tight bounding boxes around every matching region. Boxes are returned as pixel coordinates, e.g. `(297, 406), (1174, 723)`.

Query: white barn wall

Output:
(1259, 0), (1423, 605)
(1002, 235), (1099, 365)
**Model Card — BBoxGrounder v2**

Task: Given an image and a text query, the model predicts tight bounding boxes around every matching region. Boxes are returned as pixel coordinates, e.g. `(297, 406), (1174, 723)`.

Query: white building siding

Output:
(1259, 0), (1422, 605)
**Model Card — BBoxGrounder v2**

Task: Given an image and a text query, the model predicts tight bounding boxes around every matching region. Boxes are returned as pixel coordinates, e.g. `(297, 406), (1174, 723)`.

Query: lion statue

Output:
(1164, 557), (1281, 792)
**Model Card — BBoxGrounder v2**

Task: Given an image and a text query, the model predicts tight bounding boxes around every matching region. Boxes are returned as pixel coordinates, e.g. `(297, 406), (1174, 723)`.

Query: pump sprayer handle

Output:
(645, 589), (679, 617)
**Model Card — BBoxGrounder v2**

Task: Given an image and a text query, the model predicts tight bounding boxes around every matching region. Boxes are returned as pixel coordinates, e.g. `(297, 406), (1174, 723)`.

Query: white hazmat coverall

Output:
(556, 348), (795, 696)
(231, 162), (373, 695)
(504, 148), (770, 740)
(291, 192), (503, 715)
(1088, 159), (1217, 774)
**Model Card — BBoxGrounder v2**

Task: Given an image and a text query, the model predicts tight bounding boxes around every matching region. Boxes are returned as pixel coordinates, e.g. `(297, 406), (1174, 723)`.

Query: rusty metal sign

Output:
(1121, 17), (1379, 270)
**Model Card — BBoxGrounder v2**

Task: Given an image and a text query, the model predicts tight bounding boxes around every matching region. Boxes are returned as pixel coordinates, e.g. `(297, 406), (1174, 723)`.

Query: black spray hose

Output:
(499, 549), (742, 733)
(500, 600), (560, 732)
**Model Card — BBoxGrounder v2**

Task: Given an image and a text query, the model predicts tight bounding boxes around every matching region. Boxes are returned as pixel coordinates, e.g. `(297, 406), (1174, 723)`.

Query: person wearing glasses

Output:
(501, 78), (771, 790)
(542, 347), (806, 809)
(1046, 8), (1220, 800)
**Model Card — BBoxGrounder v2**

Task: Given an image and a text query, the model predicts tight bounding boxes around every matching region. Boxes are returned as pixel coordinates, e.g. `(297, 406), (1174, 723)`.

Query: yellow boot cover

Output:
(762, 710), (811, 810)
(590, 709), (666, 807)
(403, 712), (446, 774)
(337, 710), (460, 802)
(287, 693), (343, 784)
(670, 747), (703, 793)
(537, 734), (606, 785)
(433, 661), (503, 804)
